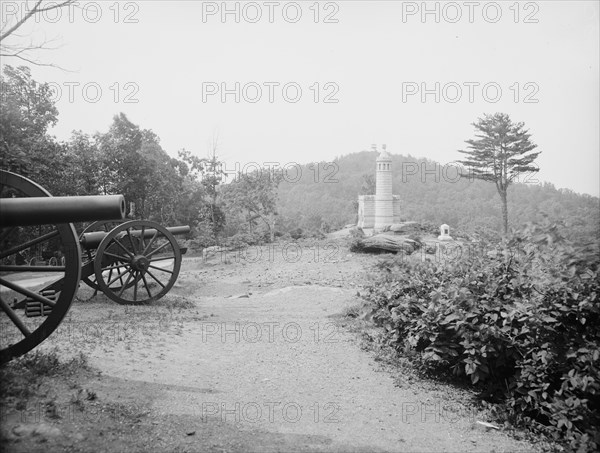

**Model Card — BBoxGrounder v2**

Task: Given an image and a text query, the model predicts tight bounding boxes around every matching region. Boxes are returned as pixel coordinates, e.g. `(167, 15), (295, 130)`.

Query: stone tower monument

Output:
(357, 145), (401, 232)
(374, 145), (394, 231)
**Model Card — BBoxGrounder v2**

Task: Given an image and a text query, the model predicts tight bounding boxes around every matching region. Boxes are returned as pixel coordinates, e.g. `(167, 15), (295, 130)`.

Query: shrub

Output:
(349, 238), (366, 253)
(290, 228), (303, 239)
(361, 221), (599, 451)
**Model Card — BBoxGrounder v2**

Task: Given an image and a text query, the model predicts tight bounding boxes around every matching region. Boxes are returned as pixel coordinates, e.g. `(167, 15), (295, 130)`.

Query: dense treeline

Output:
(0, 66), (280, 247)
(1, 66), (202, 223)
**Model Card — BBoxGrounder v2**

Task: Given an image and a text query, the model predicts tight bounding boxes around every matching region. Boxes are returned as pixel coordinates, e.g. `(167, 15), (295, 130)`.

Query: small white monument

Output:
(438, 224), (453, 241)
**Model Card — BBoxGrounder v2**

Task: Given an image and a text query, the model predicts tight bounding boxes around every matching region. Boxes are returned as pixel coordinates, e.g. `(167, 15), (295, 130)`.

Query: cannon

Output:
(0, 170), (190, 364)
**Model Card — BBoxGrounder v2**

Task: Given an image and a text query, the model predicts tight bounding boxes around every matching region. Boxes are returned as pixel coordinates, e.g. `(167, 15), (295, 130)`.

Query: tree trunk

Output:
(500, 190), (508, 234)
(269, 213), (275, 243)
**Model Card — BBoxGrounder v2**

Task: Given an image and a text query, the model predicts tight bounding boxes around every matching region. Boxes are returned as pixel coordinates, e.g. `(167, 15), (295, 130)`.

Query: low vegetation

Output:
(0, 349), (90, 400)
(359, 221), (599, 452)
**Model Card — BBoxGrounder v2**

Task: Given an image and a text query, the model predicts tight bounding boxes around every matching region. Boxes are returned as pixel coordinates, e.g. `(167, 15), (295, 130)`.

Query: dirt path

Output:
(3, 240), (537, 452)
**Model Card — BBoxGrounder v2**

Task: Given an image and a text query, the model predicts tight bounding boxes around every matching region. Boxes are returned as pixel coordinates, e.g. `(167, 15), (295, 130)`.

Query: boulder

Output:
(202, 246), (229, 260)
(360, 235), (421, 254)
(12, 423), (62, 439)
(389, 222), (421, 234)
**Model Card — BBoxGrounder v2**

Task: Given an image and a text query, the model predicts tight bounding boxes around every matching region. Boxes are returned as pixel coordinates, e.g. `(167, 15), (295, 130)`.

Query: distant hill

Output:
(277, 151), (599, 239)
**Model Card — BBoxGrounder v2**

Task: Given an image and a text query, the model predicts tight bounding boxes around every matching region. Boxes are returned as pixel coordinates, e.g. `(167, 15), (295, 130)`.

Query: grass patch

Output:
(0, 349), (90, 399)
(341, 302), (362, 318)
(75, 284), (196, 309)
(153, 294), (196, 309)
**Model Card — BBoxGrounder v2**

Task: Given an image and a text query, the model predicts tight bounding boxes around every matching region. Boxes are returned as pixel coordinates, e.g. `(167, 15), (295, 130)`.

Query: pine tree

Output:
(458, 113), (541, 233)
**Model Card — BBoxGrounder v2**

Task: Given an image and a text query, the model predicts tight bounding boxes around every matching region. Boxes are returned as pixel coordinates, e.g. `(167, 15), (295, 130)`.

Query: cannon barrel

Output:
(0, 195), (126, 227)
(80, 225), (190, 250)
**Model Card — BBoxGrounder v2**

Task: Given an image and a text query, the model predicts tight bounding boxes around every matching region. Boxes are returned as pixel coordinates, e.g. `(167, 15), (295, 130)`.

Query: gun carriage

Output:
(0, 170), (190, 364)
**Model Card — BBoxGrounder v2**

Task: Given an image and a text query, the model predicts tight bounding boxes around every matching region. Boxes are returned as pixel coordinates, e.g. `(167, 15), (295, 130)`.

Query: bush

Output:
(349, 238), (366, 253)
(361, 221), (599, 451)
(348, 228), (366, 253)
(417, 219), (440, 236)
(290, 228), (303, 239)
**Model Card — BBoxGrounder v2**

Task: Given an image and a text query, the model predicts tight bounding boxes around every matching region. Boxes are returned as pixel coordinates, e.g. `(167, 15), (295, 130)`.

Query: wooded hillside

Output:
(277, 151), (599, 239)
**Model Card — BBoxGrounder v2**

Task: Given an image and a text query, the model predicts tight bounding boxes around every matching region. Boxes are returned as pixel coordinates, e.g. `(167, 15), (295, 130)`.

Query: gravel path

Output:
(18, 240), (536, 452)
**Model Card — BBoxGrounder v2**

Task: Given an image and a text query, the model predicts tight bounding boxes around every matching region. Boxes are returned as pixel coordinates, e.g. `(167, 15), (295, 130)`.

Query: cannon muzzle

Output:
(0, 195), (126, 227)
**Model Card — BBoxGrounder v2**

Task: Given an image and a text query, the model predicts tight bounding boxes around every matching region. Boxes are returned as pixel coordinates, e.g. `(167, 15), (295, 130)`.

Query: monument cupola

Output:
(375, 144), (392, 197)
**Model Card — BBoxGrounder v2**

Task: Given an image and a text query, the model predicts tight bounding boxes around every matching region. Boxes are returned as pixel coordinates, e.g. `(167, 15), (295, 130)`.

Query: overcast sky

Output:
(2, 1), (598, 195)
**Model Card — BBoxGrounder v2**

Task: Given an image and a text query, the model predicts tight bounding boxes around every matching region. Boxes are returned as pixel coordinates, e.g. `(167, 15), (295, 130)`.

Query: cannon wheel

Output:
(93, 220), (182, 305)
(0, 170), (81, 365)
(79, 220), (127, 292)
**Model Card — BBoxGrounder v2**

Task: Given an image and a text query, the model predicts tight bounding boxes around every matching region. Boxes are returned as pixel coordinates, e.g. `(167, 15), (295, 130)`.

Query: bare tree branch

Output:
(1, 51), (62, 68)
(0, 0), (77, 69)
(34, 1), (75, 14)
(0, 0), (44, 42)
(1, 36), (73, 71)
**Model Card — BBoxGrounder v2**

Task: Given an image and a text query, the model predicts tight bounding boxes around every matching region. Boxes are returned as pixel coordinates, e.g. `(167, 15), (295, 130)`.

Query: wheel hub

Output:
(130, 255), (149, 272)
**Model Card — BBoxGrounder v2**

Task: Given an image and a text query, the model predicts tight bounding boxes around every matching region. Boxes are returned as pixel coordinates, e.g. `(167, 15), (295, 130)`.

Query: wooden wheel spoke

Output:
(113, 238), (134, 258)
(142, 230), (159, 255)
(101, 262), (130, 272)
(106, 266), (132, 287)
(126, 229), (138, 253)
(0, 297), (32, 338)
(0, 277), (57, 307)
(103, 251), (131, 262)
(117, 271), (136, 297)
(140, 273), (153, 298)
(145, 241), (171, 259)
(133, 274), (139, 301)
(145, 269), (166, 288)
(0, 229), (60, 260)
(147, 264), (174, 274)
(149, 256), (176, 263)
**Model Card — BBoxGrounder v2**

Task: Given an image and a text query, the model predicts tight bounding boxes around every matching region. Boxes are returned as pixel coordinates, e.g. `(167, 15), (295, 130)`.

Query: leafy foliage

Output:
(0, 65), (61, 187)
(361, 222), (599, 451)
(222, 169), (283, 242)
(0, 65), (225, 244)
